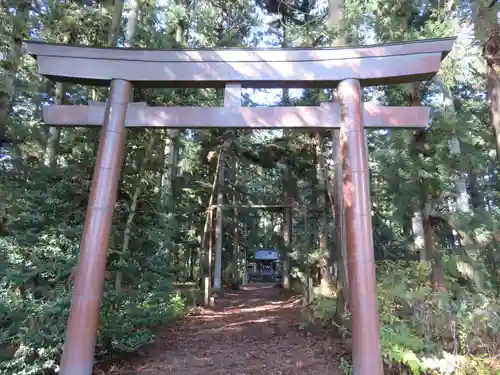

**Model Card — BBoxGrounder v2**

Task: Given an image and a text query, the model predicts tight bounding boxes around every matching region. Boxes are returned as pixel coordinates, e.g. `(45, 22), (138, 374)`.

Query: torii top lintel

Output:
(24, 37), (455, 89)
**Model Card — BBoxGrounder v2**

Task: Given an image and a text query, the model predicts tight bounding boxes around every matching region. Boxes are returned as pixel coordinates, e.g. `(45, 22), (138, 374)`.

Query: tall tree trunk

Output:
(412, 211), (426, 260)
(331, 130), (350, 320)
(174, 0), (187, 47)
(316, 133), (332, 295)
(189, 247), (196, 281)
(232, 157), (240, 288)
(242, 219), (248, 285)
(471, 3), (500, 221)
(206, 208), (214, 305)
(281, 198), (292, 290)
(115, 132), (155, 304)
(161, 130), (179, 261)
(472, 1), (500, 161)
(467, 171), (484, 210)
(487, 64), (500, 162)
(303, 208), (313, 304)
(199, 151), (221, 303)
(424, 214), (446, 291)
(44, 28), (79, 168)
(0, 2), (30, 146)
(409, 83), (430, 261)
(409, 83), (445, 289)
(327, 0), (350, 318)
(107, 0), (125, 47)
(213, 154), (224, 292)
(278, 30), (293, 290)
(160, 4), (184, 263)
(281, 99), (292, 290)
(113, 0), (141, 300)
(124, 0), (140, 48)
(441, 82), (470, 213)
(44, 83), (64, 167)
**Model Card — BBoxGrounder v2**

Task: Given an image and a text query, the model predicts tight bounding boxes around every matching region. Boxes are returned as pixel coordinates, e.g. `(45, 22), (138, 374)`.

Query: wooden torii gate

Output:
(25, 37), (454, 375)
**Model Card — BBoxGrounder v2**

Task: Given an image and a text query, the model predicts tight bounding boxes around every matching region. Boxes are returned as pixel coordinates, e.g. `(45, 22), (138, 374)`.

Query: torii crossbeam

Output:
(25, 37), (455, 375)
(43, 101), (430, 128)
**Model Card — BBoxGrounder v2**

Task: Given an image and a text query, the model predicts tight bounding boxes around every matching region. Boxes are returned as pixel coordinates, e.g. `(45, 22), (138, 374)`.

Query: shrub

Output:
(308, 261), (500, 375)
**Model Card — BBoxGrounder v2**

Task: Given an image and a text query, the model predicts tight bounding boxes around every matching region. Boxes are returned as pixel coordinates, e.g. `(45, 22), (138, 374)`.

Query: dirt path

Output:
(109, 284), (343, 375)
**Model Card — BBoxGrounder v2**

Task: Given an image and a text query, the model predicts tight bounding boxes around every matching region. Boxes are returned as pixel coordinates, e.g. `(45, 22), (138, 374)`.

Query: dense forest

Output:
(2, 0), (500, 374)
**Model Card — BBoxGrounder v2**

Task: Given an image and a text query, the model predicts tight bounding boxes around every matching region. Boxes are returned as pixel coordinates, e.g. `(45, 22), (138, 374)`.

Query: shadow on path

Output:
(108, 284), (342, 375)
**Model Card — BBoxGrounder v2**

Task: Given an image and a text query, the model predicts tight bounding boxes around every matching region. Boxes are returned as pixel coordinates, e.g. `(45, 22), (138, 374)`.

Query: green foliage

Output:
(0, 289), (185, 374)
(309, 262), (500, 375)
(376, 261), (500, 374)
(99, 292), (185, 353)
(308, 295), (338, 323)
(0, 137), (186, 375)
(339, 356), (353, 375)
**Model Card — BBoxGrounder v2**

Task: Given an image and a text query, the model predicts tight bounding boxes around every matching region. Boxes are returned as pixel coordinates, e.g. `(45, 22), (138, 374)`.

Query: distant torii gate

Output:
(25, 37), (454, 375)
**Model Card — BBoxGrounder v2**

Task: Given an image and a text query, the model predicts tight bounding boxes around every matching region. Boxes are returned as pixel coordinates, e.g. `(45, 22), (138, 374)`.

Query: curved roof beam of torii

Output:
(25, 37), (455, 89)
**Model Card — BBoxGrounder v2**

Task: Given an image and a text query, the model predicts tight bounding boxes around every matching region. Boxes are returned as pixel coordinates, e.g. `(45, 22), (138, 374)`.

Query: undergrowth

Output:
(307, 261), (500, 375)
(0, 285), (186, 375)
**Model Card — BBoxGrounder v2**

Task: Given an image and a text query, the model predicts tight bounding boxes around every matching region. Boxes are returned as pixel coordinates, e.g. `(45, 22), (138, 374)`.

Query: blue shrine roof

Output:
(254, 249), (279, 260)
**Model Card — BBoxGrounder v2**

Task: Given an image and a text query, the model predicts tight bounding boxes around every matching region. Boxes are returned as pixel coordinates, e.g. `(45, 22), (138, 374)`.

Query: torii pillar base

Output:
(59, 79), (132, 375)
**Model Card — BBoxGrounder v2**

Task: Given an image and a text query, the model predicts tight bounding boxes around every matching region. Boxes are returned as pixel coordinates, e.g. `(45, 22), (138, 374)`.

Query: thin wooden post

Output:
(242, 220), (248, 285)
(303, 208), (312, 305)
(205, 207), (214, 305)
(60, 79), (132, 375)
(338, 78), (383, 375)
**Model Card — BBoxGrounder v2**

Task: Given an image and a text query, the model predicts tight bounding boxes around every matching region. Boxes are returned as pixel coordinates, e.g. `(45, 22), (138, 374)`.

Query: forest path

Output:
(109, 283), (343, 375)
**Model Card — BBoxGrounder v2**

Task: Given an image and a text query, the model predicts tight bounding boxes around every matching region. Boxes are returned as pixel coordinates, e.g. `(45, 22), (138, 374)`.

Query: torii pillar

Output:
(339, 79), (383, 375)
(59, 79), (132, 375)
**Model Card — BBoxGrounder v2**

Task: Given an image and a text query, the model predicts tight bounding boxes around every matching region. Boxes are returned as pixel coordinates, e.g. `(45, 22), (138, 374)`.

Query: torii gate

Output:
(25, 37), (454, 375)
